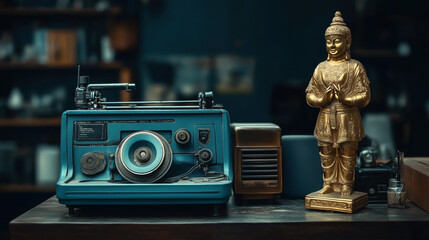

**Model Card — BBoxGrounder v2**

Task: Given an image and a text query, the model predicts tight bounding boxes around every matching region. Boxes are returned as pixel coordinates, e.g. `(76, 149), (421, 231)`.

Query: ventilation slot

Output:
(241, 149), (278, 180)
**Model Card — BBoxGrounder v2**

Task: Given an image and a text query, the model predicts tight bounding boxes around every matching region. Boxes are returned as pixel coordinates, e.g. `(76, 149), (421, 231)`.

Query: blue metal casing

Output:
(56, 109), (233, 205)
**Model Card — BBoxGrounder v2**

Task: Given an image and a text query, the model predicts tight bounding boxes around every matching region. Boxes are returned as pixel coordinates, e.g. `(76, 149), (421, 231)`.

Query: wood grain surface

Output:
(9, 196), (429, 240)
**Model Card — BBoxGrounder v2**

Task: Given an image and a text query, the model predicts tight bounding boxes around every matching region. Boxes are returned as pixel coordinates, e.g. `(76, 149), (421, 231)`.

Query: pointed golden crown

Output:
(325, 11), (351, 39)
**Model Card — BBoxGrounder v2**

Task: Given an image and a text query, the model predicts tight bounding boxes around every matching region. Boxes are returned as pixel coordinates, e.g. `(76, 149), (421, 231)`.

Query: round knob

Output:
(81, 152), (106, 176)
(175, 129), (191, 145)
(134, 147), (153, 164)
(198, 149), (212, 163)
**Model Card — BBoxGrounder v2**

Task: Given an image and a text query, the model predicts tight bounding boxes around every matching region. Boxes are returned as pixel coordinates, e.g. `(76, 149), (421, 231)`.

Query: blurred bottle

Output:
(0, 141), (16, 183)
(35, 145), (60, 186)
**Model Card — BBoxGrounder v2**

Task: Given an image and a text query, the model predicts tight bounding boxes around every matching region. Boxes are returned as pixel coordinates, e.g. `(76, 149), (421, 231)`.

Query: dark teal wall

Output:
(139, 0), (339, 123)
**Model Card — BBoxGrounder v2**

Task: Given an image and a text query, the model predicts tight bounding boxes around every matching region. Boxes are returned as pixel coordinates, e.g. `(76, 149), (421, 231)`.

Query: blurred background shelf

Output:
(352, 49), (398, 58)
(0, 7), (122, 17)
(0, 62), (123, 70)
(0, 184), (55, 193)
(0, 118), (61, 127)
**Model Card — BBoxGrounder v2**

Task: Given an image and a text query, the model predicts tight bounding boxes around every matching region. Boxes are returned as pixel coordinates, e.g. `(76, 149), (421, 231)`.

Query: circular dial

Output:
(81, 152), (107, 176)
(115, 131), (172, 183)
(175, 129), (191, 145)
(197, 149), (213, 163)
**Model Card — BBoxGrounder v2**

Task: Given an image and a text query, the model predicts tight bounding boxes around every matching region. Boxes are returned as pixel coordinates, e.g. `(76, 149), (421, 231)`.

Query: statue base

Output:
(305, 191), (368, 213)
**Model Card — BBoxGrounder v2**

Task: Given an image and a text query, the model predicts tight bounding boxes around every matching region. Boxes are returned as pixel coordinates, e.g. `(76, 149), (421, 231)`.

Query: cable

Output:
(162, 163), (229, 183)
(162, 162), (204, 183)
(188, 172), (229, 183)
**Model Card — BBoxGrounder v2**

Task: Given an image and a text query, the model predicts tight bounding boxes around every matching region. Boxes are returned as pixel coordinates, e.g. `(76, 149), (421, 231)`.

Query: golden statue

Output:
(304, 11), (370, 213)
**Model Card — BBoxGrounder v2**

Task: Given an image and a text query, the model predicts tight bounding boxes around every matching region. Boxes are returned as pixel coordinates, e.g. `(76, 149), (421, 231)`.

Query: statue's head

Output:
(325, 11), (351, 61)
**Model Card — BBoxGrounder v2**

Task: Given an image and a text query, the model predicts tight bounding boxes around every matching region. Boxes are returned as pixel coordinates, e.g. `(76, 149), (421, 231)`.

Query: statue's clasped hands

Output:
(323, 72), (346, 103)
(332, 84), (344, 102)
(323, 84), (344, 103)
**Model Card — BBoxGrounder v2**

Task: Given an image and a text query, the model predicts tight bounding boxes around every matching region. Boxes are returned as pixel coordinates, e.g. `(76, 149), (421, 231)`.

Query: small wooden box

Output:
(402, 157), (429, 213)
(231, 123), (282, 199)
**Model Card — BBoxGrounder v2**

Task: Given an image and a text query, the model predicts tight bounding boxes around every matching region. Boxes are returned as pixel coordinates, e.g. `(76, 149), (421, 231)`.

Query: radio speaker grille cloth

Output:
(241, 149), (279, 181)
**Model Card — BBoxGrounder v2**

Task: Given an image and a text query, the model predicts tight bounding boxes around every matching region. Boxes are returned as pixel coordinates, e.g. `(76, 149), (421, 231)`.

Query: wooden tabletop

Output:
(10, 196), (429, 240)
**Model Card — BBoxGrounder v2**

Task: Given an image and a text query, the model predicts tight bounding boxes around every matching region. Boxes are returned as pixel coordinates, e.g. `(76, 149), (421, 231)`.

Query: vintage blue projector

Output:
(56, 67), (232, 212)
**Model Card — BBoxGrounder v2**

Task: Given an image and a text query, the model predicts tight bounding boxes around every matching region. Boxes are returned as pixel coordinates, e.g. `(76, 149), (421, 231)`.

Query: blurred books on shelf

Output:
(34, 29), (77, 65)
(47, 29), (77, 65)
